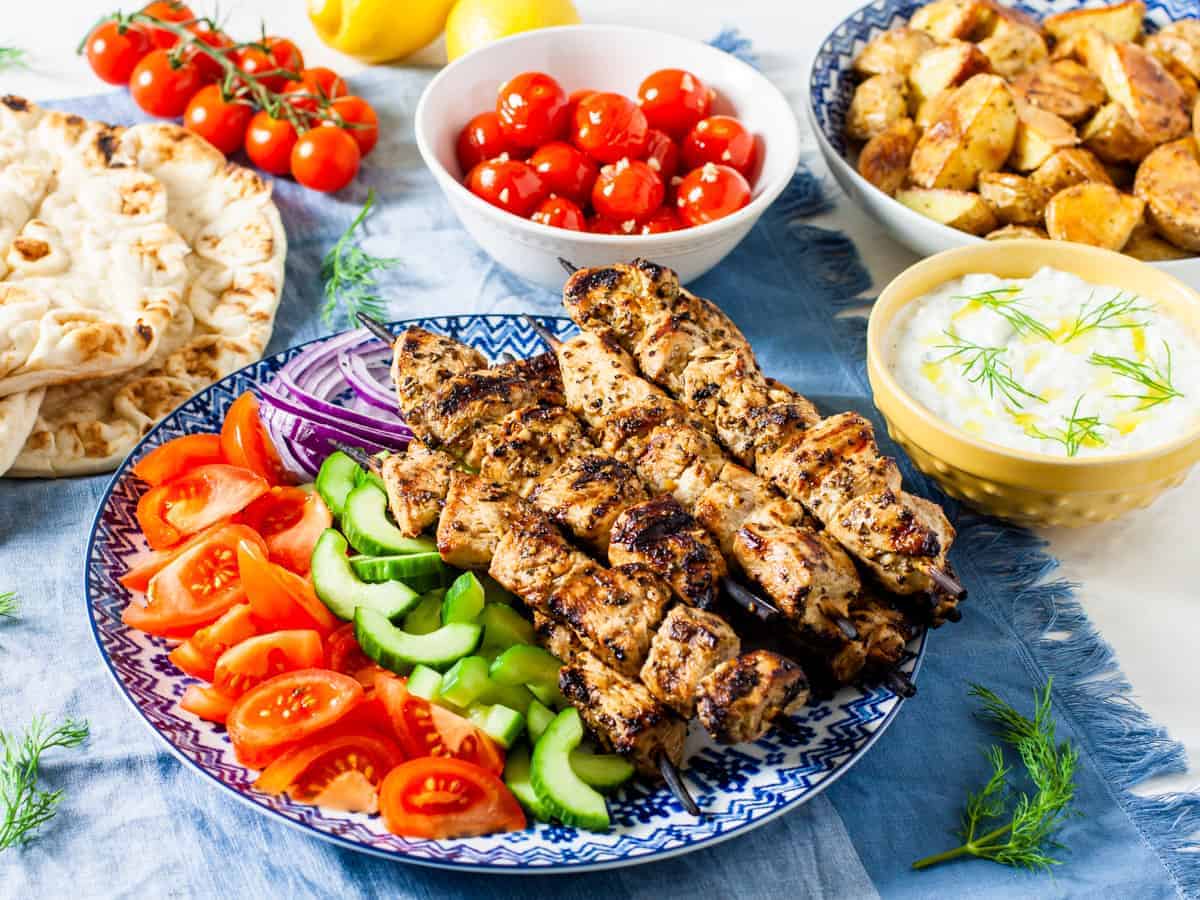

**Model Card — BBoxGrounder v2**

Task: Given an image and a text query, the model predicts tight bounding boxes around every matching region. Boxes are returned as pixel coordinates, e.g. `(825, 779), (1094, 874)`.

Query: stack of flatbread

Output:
(0, 96), (286, 477)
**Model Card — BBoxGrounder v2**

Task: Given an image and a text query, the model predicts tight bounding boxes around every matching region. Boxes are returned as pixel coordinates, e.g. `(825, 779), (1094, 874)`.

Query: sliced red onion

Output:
(338, 351), (396, 411)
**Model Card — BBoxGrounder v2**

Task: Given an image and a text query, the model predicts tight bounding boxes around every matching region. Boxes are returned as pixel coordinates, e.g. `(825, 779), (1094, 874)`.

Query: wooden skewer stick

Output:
(524, 315), (563, 350)
(558, 257), (580, 275)
(659, 755), (704, 817)
(884, 670), (917, 699)
(333, 442), (380, 473)
(356, 312), (395, 344)
(927, 566), (966, 601)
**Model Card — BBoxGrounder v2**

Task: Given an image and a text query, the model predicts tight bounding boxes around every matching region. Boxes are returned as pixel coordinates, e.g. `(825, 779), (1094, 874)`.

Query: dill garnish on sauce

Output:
(1089, 340), (1183, 410)
(935, 331), (1046, 409)
(1026, 395), (1108, 457)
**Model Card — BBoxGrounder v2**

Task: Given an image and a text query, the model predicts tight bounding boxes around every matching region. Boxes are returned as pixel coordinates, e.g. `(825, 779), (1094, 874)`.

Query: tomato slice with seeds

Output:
(136, 464), (268, 550)
(122, 525), (266, 637)
(327, 623), (385, 688)
(380, 757), (526, 839)
(226, 669), (364, 769)
(237, 539), (338, 635)
(120, 520), (231, 593)
(132, 434), (224, 486)
(375, 673), (504, 776)
(220, 392), (292, 486)
(254, 730), (404, 813)
(180, 684), (236, 724)
(168, 603), (259, 681)
(237, 487), (331, 574)
(213, 630), (325, 699)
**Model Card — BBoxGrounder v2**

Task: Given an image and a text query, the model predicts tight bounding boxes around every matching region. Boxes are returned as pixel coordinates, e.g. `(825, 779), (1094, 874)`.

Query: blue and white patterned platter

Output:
(85, 314), (924, 874)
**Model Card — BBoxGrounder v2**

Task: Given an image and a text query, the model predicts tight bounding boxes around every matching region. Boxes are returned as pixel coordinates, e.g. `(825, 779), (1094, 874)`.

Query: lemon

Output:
(445, 0), (581, 61)
(308, 0), (458, 64)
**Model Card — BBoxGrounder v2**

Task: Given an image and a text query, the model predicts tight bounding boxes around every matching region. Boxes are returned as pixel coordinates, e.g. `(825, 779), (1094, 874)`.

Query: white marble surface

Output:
(9, 0), (1199, 794)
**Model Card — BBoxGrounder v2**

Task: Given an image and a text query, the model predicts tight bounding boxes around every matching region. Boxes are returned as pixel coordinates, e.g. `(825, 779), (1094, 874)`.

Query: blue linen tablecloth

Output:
(2, 47), (1198, 899)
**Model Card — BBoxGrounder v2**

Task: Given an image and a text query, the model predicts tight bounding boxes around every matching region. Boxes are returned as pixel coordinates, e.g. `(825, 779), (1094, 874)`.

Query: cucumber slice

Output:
(490, 644), (562, 688)
(504, 744), (552, 821)
(350, 552), (446, 593)
(406, 664), (443, 701)
(442, 572), (485, 624)
(439, 655), (491, 707)
(315, 451), (361, 518)
(531, 708), (609, 831)
(473, 703), (525, 748)
(528, 680), (570, 710)
(480, 574), (517, 605)
(569, 750), (635, 792)
(480, 682), (534, 715)
(311, 530), (419, 621)
(402, 589), (444, 635)
(479, 603), (535, 652)
(354, 607), (482, 674)
(353, 453), (387, 492)
(526, 699), (556, 743)
(342, 483), (437, 556)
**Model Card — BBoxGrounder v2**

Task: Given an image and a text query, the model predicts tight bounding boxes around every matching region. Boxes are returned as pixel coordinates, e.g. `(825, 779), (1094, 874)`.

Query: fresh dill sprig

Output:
(0, 717), (89, 851)
(1027, 394), (1108, 457)
(1059, 291), (1152, 344)
(0, 592), (16, 619)
(935, 331), (1046, 409)
(0, 47), (27, 71)
(320, 189), (401, 329)
(1089, 340), (1183, 410)
(952, 287), (1054, 341)
(913, 680), (1079, 872)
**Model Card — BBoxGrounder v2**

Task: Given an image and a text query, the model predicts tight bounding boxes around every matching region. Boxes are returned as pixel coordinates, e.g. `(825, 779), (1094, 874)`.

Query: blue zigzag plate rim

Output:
(85, 313), (926, 874)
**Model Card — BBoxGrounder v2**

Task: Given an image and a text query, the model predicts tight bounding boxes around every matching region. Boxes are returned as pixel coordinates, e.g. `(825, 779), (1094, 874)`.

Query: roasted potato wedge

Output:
(846, 74), (910, 141)
(1080, 38), (1190, 145)
(1009, 97), (1078, 171)
(1133, 137), (1200, 250)
(1080, 101), (1155, 164)
(908, 40), (993, 110)
(858, 117), (919, 196)
(910, 0), (995, 41)
(853, 26), (938, 77)
(1144, 20), (1200, 81)
(1044, 1), (1145, 44)
(1011, 59), (1106, 123)
(1123, 223), (1193, 260)
(978, 171), (1050, 224)
(896, 187), (999, 234)
(986, 224), (1050, 240)
(915, 89), (958, 131)
(1044, 182), (1144, 250)
(978, 16), (1048, 80)
(1155, 53), (1200, 107)
(1030, 147), (1113, 195)
(909, 73), (1017, 189)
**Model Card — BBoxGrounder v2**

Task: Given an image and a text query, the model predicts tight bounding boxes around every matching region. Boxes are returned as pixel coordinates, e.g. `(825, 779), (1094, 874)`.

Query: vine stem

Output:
(911, 821), (1013, 870)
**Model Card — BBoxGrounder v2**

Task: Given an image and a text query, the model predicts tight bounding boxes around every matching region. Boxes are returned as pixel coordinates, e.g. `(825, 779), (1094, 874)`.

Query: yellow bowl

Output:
(867, 240), (1200, 527)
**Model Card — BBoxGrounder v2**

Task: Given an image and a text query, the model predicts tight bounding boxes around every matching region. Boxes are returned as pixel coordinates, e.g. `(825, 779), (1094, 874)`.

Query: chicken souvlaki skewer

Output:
(558, 259), (964, 625)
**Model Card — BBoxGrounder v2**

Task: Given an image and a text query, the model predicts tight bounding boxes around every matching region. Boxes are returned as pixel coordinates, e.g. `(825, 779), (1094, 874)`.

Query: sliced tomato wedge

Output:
(180, 684), (236, 724)
(337, 690), (395, 736)
(237, 487), (331, 574)
(168, 603), (259, 680)
(119, 520), (231, 593)
(227, 669), (363, 768)
(327, 623), (385, 688)
(237, 539), (338, 635)
(374, 673), (505, 776)
(221, 392), (292, 486)
(380, 757), (526, 839)
(132, 433), (225, 486)
(122, 525), (267, 637)
(212, 629), (325, 699)
(254, 729), (404, 812)
(136, 464), (269, 550)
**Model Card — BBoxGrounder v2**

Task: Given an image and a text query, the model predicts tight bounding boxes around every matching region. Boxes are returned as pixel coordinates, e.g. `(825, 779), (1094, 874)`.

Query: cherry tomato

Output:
(284, 67), (347, 110)
(588, 215), (635, 235)
(643, 129), (680, 183)
(129, 49), (204, 118)
(466, 158), (546, 217)
(681, 115), (757, 177)
(572, 92), (648, 164)
(140, 1), (194, 49)
(325, 95), (378, 157)
(184, 84), (253, 154)
(565, 88), (596, 125)
(183, 20), (232, 82)
(640, 206), (684, 234)
(213, 630), (325, 699)
(326, 623), (384, 688)
(237, 539), (338, 635)
(133, 433), (223, 486)
(122, 524), (266, 636)
(375, 673), (505, 775)
(180, 684), (235, 723)
(237, 487), (331, 574)
(531, 196), (586, 231)
(220, 392), (291, 485)
(380, 757), (526, 839)
(136, 464), (268, 550)
(245, 111), (298, 176)
(496, 71), (569, 148)
(168, 603), (258, 681)
(227, 669), (364, 768)
(255, 730), (404, 811)
(677, 163), (752, 226)
(528, 141), (597, 204)
(85, 21), (153, 85)
(237, 37), (304, 92)
(637, 68), (713, 139)
(291, 127), (361, 193)
(265, 37), (304, 81)
(455, 111), (512, 174)
(592, 158), (663, 222)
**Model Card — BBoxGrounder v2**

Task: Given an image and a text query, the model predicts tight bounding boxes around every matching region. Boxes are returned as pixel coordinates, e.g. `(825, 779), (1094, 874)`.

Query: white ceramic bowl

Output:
(806, 0), (1200, 289)
(415, 25), (801, 290)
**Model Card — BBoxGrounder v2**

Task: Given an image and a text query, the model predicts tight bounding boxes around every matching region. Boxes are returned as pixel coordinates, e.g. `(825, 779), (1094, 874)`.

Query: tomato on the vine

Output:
(676, 163), (752, 226)
(184, 84), (253, 154)
(528, 141), (597, 204)
(129, 49), (204, 118)
(637, 68), (713, 139)
(681, 115), (757, 177)
(572, 92), (648, 164)
(326, 96), (378, 157)
(85, 21), (153, 86)
(455, 112), (511, 174)
(140, 1), (194, 49)
(496, 71), (569, 148)
(531, 196), (586, 231)
(245, 111), (299, 175)
(183, 20), (232, 82)
(285, 67), (347, 110)
(643, 129), (680, 183)
(466, 158), (547, 217)
(291, 127), (361, 193)
(592, 158), (663, 222)
(236, 37), (304, 93)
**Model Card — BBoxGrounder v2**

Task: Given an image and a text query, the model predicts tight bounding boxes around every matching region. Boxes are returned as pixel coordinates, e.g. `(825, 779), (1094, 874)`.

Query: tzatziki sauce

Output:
(889, 267), (1200, 458)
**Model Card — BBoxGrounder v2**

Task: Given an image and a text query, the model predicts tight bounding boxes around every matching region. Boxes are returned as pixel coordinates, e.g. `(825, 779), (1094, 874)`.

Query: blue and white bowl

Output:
(807, 0), (1200, 284)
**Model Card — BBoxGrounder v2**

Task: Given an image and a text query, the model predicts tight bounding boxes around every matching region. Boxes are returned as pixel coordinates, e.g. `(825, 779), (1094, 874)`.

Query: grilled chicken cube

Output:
(529, 452), (648, 552)
(851, 592), (912, 669)
(435, 472), (519, 569)
(634, 422), (726, 509)
(489, 514), (593, 609)
(559, 650), (687, 774)
(640, 605), (741, 717)
(558, 331), (672, 436)
(696, 650), (810, 745)
(534, 612), (585, 663)
(673, 347), (773, 467)
(392, 326), (487, 415)
(380, 440), (454, 537)
(692, 462), (782, 553)
(562, 258), (679, 351)
(476, 404), (585, 497)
